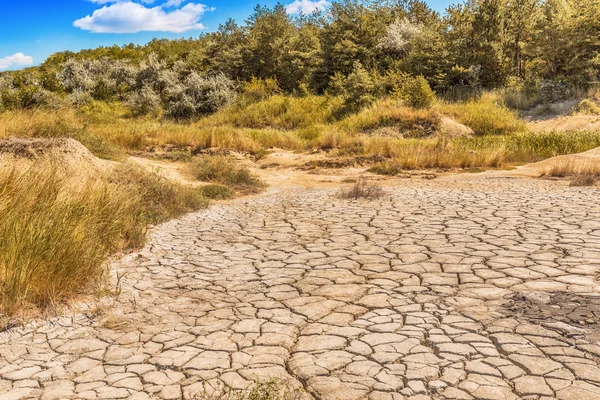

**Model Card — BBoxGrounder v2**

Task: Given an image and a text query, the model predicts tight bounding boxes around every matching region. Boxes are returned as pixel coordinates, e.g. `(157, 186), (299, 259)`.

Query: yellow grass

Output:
(437, 93), (526, 136)
(0, 162), (207, 318)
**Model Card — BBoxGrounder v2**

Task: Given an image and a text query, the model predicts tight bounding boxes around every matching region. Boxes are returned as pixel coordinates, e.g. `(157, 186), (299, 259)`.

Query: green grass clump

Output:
(0, 162), (206, 317)
(368, 161), (404, 176)
(189, 155), (266, 193)
(200, 184), (235, 200)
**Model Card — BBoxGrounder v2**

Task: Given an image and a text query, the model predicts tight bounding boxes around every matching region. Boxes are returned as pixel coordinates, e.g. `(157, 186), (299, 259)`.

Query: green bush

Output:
(241, 77), (281, 103)
(166, 73), (237, 119)
(396, 76), (435, 109)
(342, 62), (376, 112)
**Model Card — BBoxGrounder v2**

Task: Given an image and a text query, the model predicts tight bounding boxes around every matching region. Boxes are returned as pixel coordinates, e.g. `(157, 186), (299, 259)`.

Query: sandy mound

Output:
(439, 117), (474, 137)
(0, 138), (113, 175)
(528, 115), (600, 133)
(503, 145), (600, 177)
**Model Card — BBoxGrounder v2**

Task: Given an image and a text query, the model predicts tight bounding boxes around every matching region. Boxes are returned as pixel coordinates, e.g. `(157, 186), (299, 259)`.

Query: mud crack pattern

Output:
(2, 176), (600, 400)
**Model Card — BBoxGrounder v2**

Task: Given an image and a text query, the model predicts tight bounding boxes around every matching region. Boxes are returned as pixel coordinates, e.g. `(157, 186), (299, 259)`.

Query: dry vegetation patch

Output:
(188, 155), (266, 194)
(0, 141), (208, 322)
(338, 177), (385, 200)
(192, 379), (307, 400)
(540, 160), (600, 186)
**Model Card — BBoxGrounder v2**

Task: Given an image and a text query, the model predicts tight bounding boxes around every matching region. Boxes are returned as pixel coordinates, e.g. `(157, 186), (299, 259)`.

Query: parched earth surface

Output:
(2, 175), (600, 400)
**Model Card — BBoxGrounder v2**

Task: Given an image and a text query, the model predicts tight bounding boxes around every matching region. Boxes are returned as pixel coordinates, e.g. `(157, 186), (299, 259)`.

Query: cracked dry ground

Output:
(3, 175), (600, 400)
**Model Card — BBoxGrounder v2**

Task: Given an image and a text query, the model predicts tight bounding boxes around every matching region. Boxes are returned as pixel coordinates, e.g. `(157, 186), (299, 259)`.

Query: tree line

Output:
(1, 0), (599, 114)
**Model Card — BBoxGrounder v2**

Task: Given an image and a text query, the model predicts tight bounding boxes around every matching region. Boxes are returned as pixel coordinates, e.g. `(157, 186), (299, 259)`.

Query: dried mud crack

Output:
(2, 175), (600, 400)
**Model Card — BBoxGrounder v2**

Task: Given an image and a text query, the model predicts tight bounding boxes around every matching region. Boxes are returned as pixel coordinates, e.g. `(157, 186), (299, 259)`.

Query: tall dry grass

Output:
(437, 93), (526, 136)
(3, 93), (600, 174)
(0, 162), (206, 318)
(369, 131), (600, 172)
(0, 109), (124, 160)
(337, 99), (441, 138)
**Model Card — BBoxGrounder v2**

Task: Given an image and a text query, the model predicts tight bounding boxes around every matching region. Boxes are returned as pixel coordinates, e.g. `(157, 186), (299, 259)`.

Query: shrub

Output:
(538, 79), (574, 103)
(127, 85), (162, 116)
(397, 75), (435, 109)
(378, 18), (422, 54)
(136, 54), (176, 95)
(167, 73), (236, 119)
(68, 89), (93, 107)
(342, 62), (376, 112)
(189, 155), (265, 193)
(339, 177), (385, 200)
(25, 88), (64, 110)
(573, 99), (600, 115)
(57, 59), (95, 93)
(167, 93), (197, 120)
(241, 77), (281, 103)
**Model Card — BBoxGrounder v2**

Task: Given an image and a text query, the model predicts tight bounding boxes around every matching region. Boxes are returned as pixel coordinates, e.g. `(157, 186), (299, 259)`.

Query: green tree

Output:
(503, 0), (540, 79)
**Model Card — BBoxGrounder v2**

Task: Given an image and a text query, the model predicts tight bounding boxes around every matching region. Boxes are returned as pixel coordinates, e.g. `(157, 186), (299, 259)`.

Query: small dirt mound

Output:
(439, 117), (474, 137)
(0, 137), (112, 174)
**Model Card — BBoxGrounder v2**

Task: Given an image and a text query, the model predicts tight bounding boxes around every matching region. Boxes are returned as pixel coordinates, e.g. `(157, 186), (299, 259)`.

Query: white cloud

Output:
(88, 0), (155, 4)
(0, 53), (34, 70)
(164, 0), (183, 7)
(285, 0), (329, 14)
(74, 1), (208, 33)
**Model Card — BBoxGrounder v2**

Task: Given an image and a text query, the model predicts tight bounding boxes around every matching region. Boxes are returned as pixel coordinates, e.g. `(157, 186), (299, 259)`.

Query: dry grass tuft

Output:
(200, 184), (236, 200)
(542, 160), (600, 178)
(192, 379), (306, 400)
(570, 173), (598, 187)
(540, 160), (600, 186)
(339, 177), (385, 200)
(0, 161), (207, 320)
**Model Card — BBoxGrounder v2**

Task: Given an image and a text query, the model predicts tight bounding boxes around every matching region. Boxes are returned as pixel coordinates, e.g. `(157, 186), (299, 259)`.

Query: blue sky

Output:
(0, 0), (454, 71)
